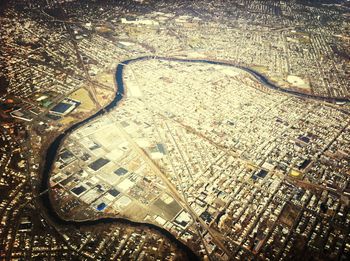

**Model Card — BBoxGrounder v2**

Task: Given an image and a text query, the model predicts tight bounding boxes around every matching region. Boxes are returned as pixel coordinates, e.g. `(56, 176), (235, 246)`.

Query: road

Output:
(114, 121), (233, 257)
(38, 55), (350, 259)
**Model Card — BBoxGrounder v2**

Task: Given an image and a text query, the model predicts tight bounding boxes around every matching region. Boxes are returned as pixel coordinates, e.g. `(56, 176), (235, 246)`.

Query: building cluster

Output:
(0, 0), (349, 260)
(51, 59), (350, 259)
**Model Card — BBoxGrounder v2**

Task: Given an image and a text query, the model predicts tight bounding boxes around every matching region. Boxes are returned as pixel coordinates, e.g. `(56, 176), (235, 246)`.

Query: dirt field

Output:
(68, 87), (96, 111)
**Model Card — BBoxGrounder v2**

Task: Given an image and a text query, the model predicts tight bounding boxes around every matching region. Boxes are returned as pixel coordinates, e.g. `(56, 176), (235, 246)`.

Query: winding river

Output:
(39, 56), (349, 259)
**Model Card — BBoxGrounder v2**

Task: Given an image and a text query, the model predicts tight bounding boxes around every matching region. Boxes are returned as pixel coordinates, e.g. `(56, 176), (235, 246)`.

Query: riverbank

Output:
(38, 56), (350, 260)
(38, 58), (200, 260)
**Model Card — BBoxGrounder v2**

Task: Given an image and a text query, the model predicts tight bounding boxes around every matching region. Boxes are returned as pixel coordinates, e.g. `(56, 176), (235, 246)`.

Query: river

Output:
(38, 56), (349, 259)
